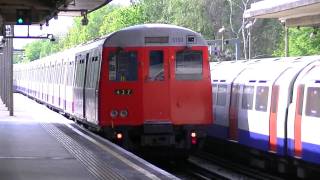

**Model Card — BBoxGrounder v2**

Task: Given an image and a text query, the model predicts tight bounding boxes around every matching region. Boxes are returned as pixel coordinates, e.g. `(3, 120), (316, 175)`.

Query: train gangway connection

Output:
(0, 93), (178, 180)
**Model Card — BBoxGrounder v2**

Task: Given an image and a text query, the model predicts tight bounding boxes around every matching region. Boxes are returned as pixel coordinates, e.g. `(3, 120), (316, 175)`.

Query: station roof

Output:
(58, 0), (112, 16)
(0, 0), (112, 25)
(244, 0), (320, 27)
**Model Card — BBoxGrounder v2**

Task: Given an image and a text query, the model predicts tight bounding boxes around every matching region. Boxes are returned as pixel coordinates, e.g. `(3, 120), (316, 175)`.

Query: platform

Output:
(0, 94), (178, 180)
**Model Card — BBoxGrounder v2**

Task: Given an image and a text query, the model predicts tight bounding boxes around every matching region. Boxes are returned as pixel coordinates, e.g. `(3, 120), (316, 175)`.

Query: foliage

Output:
(99, 4), (146, 35)
(140, 0), (214, 39)
(20, 0), (312, 63)
(62, 5), (118, 48)
(274, 27), (320, 57)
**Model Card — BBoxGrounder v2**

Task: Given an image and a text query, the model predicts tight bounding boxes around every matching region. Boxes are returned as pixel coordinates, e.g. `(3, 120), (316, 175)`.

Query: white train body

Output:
(209, 56), (320, 165)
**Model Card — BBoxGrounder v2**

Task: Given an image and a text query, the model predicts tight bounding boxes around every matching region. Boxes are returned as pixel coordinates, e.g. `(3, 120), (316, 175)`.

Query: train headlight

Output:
(191, 132), (197, 138)
(116, 132), (123, 140)
(110, 110), (118, 118)
(120, 110), (128, 118)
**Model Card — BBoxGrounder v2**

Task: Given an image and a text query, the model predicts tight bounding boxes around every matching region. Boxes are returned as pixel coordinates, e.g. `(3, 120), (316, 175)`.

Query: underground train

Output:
(14, 24), (212, 153)
(209, 56), (320, 177)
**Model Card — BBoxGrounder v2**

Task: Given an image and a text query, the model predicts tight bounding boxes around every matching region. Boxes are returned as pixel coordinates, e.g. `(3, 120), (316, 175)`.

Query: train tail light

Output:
(191, 131), (197, 145)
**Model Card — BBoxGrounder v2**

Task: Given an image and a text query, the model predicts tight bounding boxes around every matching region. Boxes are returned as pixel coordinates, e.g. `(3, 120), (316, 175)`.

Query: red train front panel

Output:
(99, 47), (143, 128)
(98, 46), (212, 142)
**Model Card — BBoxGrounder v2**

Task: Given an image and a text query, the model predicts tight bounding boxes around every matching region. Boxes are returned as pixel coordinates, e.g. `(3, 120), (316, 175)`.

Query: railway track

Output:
(188, 151), (286, 180)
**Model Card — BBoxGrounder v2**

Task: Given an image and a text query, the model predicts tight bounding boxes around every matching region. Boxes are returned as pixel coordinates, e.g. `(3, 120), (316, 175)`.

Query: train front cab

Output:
(98, 25), (212, 152)
(100, 47), (211, 150)
(99, 24), (212, 153)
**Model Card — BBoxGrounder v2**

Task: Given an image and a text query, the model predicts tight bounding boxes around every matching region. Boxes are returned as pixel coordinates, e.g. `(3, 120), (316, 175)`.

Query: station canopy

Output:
(244, 0), (320, 27)
(0, 0), (112, 25)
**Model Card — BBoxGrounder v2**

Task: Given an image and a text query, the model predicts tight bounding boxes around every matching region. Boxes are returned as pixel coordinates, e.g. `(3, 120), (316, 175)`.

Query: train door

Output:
(143, 49), (170, 123)
(170, 48), (211, 125)
(99, 48), (142, 127)
(83, 53), (90, 119)
(85, 48), (101, 125)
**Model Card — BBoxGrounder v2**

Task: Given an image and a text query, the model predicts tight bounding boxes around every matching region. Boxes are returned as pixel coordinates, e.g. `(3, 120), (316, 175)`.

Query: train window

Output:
(271, 86), (279, 113)
(217, 84), (227, 106)
(297, 85), (305, 115)
(242, 86), (254, 110)
(255, 86), (269, 112)
(109, 51), (138, 81)
(230, 85), (240, 108)
(175, 50), (202, 80)
(305, 87), (320, 118)
(212, 84), (218, 105)
(148, 51), (164, 81)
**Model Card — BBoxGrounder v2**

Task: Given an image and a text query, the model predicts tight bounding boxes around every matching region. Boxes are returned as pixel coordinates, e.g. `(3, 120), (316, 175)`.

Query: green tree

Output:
(24, 40), (43, 61)
(99, 5), (146, 35)
(139, 0), (214, 39)
(274, 27), (320, 56)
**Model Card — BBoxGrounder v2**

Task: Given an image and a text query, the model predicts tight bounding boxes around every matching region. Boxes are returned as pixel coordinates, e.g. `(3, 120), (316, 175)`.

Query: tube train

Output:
(13, 24), (212, 153)
(209, 56), (320, 177)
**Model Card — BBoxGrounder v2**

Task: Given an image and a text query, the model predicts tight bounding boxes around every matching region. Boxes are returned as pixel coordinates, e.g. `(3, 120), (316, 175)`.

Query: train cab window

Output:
(217, 84), (227, 106)
(175, 50), (202, 80)
(242, 86), (254, 110)
(148, 51), (164, 81)
(109, 51), (138, 81)
(305, 87), (320, 118)
(255, 86), (269, 112)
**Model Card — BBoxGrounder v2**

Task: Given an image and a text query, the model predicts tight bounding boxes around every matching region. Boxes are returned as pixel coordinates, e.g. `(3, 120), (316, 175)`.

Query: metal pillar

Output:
(0, 25), (13, 116)
(248, 27), (251, 60)
(285, 26), (289, 57)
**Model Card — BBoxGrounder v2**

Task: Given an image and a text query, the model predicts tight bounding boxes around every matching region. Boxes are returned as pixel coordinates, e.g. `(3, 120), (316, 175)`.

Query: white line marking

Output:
(65, 123), (179, 180)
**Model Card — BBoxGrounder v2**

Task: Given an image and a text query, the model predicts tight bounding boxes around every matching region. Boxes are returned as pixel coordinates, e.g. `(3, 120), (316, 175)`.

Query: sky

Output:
(13, 0), (131, 49)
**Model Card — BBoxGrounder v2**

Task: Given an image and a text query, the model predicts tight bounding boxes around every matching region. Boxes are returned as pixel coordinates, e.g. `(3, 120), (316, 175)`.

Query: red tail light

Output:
(191, 131), (197, 145)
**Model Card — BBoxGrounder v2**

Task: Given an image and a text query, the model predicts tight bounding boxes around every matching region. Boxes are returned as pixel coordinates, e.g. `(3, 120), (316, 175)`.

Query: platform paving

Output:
(0, 94), (178, 180)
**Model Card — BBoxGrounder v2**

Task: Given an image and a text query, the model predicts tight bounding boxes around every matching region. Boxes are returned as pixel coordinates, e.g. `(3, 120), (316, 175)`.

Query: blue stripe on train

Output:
(287, 139), (320, 165)
(238, 130), (285, 155)
(207, 124), (285, 155)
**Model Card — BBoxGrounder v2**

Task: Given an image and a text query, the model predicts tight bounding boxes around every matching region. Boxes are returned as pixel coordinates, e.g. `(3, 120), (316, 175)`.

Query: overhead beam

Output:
(284, 14), (320, 27)
(244, 0), (320, 19)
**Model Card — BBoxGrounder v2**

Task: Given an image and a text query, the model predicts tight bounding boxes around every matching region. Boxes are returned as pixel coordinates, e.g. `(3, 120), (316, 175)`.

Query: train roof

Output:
(103, 24), (207, 47)
(15, 24), (207, 66)
(210, 56), (320, 84)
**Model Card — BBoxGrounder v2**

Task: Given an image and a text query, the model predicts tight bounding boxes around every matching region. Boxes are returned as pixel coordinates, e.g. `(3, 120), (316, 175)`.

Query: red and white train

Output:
(14, 24), (212, 153)
(209, 56), (320, 177)
(13, 23), (320, 176)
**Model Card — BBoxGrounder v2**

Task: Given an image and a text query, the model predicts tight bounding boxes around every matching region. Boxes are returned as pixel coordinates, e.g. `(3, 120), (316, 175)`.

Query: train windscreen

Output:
(175, 50), (203, 80)
(109, 52), (138, 82)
